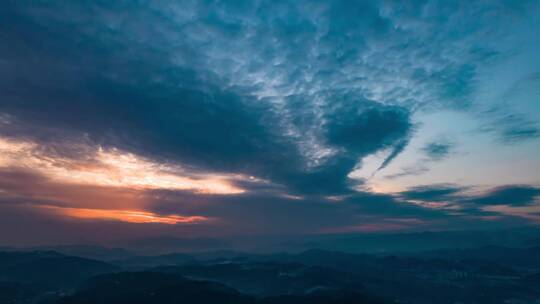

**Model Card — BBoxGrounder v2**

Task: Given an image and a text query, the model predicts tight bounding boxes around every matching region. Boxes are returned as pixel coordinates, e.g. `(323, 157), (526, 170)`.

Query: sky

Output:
(0, 0), (539, 246)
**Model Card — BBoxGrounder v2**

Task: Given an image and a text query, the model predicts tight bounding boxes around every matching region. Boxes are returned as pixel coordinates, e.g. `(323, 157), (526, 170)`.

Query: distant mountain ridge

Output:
(4, 227), (539, 257)
(2, 234), (540, 304)
(0, 251), (119, 289)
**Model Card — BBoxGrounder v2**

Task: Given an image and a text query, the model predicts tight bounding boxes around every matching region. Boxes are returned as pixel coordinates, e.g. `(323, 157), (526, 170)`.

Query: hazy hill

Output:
(0, 251), (119, 289)
(55, 272), (384, 304)
(152, 261), (365, 296)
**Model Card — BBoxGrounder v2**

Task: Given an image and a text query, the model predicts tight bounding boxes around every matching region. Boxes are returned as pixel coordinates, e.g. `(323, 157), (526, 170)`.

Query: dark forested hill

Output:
(55, 272), (384, 304)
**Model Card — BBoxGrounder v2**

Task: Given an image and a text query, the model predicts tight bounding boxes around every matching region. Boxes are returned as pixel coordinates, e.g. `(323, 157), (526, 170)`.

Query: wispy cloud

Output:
(400, 184), (466, 202)
(467, 185), (540, 207)
(421, 140), (454, 161)
(479, 110), (540, 143)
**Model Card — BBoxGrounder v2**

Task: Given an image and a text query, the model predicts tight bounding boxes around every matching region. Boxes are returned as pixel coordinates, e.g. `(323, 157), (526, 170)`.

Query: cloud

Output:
(501, 125), (540, 142)
(384, 165), (430, 180)
(146, 188), (457, 236)
(0, 137), (247, 195)
(346, 191), (451, 220)
(0, 1), (421, 196)
(483, 72), (540, 143)
(479, 110), (540, 143)
(0, 0), (539, 243)
(1, 1), (528, 191)
(397, 184), (540, 222)
(468, 185), (540, 206)
(378, 138), (455, 180)
(374, 139), (410, 174)
(421, 140), (453, 161)
(37, 205), (208, 225)
(400, 184), (466, 202)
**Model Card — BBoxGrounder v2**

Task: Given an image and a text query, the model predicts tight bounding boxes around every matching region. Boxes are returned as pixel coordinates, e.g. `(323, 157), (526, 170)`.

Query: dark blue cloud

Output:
(375, 139), (409, 174)
(381, 139), (453, 179)
(421, 140), (453, 161)
(396, 183), (540, 224)
(325, 104), (411, 154)
(0, 0), (417, 196)
(384, 165), (430, 180)
(346, 191), (450, 220)
(147, 188), (456, 235)
(499, 122), (540, 143)
(468, 185), (540, 206)
(434, 63), (476, 109)
(400, 184), (466, 202)
(480, 109), (540, 143)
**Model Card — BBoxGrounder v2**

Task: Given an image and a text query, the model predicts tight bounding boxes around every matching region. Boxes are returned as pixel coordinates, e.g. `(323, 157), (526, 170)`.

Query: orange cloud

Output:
(38, 205), (208, 225)
(0, 168), (148, 210)
(0, 137), (246, 194)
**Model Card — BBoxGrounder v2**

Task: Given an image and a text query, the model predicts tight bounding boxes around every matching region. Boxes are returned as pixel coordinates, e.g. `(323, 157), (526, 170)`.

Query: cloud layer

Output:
(0, 0), (539, 244)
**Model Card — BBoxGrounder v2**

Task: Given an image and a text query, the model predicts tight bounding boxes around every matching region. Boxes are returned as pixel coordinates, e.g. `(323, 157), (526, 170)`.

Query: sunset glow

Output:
(39, 205), (208, 224)
(0, 137), (245, 195)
